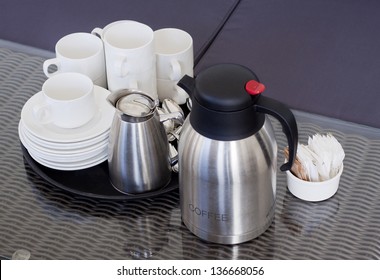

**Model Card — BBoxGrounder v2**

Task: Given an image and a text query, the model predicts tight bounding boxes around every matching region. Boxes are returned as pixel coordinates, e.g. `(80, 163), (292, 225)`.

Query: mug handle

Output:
(33, 103), (53, 125)
(91, 27), (103, 38)
(115, 57), (129, 77)
(43, 58), (61, 78)
(169, 59), (182, 81)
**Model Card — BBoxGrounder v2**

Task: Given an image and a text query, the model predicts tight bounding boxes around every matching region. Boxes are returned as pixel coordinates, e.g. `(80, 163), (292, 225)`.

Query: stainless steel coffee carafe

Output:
(177, 64), (298, 244)
(107, 89), (181, 194)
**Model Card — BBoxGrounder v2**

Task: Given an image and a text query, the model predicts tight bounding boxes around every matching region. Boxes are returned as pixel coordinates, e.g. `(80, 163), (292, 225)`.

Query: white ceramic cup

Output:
(43, 33), (107, 88)
(154, 28), (193, 102)
(154, 28), (193, 80)
(157, 78), (189, 105)
(34, 73), (97, 128)
(92, 20), (157, 99)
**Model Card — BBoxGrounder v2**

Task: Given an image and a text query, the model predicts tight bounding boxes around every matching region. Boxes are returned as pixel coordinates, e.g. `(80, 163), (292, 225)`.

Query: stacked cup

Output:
(19, 73), (114, 170)
(92, 20), (158, 100)
(43, 32), (107, 88)
(28, 21), (193, 174)
(154, 28), (193, 104)
(42, 21), (194, 105)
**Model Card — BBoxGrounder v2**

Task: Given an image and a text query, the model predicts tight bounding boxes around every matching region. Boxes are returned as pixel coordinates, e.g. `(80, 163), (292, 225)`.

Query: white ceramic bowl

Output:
(286, 164), (343, 202)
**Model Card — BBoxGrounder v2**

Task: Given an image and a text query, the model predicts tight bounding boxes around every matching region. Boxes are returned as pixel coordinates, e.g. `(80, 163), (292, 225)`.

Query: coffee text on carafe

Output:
(188, 204), (229, 222)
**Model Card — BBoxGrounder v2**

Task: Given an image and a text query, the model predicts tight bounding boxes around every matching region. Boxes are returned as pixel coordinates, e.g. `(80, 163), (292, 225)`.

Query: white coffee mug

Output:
(154, 28), (193, 102)
(34, 73), (97, 128)
(92, 20), (157, 99)
(157, 78), (189, 105)
(154, 28), (193, 80)
(43, 33), (107, 88)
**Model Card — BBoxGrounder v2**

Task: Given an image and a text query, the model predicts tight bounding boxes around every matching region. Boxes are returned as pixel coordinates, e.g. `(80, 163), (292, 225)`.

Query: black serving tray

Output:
(21, 144), (178, 200)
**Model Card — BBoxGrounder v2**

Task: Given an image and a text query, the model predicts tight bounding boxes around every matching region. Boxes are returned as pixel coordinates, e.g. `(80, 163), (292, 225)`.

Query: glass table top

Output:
(1, 47), (379, 260)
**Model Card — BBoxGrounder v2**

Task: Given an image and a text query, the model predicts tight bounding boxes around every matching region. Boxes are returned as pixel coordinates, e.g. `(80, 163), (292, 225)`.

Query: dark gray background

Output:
(2, 0), (379, 128)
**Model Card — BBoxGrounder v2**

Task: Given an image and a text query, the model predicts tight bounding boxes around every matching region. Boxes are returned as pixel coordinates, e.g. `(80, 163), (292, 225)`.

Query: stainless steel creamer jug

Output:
(177, 64), (298, 244)
(107, 89), (181, 194)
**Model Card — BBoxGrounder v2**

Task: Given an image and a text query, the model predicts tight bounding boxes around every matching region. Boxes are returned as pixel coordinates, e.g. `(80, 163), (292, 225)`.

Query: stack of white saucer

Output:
(19, 86), (115, 171)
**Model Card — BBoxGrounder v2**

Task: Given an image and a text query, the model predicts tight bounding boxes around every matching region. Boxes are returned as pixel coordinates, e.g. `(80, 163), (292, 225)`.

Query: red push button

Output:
(245, 80), (265, 95)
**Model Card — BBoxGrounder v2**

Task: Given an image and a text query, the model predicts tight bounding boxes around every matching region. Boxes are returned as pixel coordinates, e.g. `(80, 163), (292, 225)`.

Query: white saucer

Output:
(28, 149), (108, 171)
(21, 86), (115, 143)
(20, 125), (108, 171)
(20, 120), (109, 152)
(19, 122), (108, 162)
(27, 142), (108, 164)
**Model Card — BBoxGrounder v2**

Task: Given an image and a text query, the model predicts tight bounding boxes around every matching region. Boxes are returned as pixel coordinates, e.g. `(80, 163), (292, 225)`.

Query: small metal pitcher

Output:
(107, 89), (181, 194)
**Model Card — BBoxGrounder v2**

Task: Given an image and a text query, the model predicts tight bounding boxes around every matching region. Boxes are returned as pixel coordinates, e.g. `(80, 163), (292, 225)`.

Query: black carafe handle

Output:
(254, 95), (298, 171)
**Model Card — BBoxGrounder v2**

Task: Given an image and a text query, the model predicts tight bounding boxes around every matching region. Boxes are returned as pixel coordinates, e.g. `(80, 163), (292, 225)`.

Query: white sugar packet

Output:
(307, 133), (345, 180)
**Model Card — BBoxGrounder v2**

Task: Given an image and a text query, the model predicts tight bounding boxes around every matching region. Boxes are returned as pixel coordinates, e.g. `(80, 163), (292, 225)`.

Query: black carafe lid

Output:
(195, 64), (262, 112)
(178, 63), (298, 171)
(181, 64), (266, 141)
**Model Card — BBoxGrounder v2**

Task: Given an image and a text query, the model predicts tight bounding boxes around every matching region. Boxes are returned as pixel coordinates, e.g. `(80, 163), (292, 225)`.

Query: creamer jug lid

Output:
(116, 93), (156, 117)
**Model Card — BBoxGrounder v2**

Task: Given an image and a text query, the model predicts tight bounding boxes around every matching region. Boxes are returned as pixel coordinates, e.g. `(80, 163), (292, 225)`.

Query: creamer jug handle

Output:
(254, 95), (298, 171)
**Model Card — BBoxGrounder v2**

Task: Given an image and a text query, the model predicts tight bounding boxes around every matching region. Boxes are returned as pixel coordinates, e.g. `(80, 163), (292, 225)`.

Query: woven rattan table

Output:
(1, 47), (379, 259)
